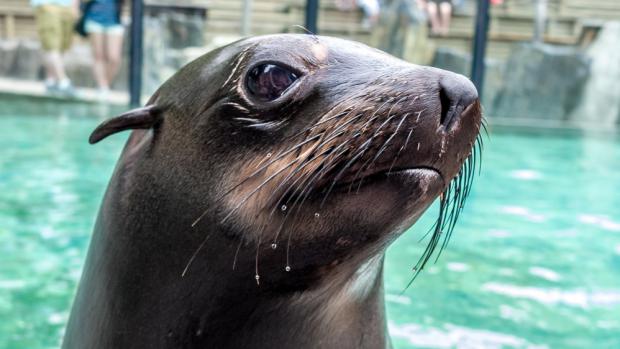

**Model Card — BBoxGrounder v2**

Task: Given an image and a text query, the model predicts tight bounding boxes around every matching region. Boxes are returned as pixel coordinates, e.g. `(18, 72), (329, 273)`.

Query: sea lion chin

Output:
(64, 34), (482, 349)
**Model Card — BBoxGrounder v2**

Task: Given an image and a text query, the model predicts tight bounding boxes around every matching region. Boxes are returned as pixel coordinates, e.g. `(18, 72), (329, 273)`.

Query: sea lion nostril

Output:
(438, 72), (478, 129)
(439, 87), (452, 127)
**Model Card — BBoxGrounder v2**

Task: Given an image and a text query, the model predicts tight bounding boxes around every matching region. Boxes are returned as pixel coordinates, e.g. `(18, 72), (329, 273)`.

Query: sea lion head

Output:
(90, 34), (482, 286)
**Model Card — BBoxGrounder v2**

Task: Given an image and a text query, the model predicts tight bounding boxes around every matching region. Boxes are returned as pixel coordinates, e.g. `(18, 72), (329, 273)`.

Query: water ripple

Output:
(482, 282), (620, 309)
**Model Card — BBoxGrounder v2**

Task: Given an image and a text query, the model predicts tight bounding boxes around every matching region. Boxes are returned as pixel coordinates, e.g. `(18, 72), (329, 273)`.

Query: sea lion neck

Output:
(64, 148), (390, 348)
(67, 183), (389, 348)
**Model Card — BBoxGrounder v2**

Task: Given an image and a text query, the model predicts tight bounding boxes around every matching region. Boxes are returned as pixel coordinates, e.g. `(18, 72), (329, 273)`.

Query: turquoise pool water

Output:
(1, 96), (619, 349)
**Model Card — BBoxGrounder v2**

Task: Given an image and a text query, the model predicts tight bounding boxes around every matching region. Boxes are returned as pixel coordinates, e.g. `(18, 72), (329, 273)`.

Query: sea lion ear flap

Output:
(89, 105), (163, 144)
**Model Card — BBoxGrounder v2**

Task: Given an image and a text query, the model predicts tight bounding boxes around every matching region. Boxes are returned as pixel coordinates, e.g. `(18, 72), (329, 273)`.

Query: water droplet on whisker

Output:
(285, 266), (291, 272)
(314, 212), (320, 218)
(271, 243), (277, 249)
(281, 205), (287, 211)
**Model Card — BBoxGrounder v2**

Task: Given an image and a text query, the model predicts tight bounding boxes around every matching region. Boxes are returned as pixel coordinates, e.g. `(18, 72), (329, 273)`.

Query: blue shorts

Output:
(84, 19), (124, 35)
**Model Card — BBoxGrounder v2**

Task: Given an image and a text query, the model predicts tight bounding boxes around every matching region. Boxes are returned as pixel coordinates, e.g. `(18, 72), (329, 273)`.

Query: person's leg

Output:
(439, 1), (452, 35)
(104, 30), (124, 87)
(36, 5), (64, 87)
(358, 0), (380, 28)
(335, 0), (356, 11)
(55, 5), (76, 92)
(90, 32), (109, 89)
(426, 2), (441, 35)
(46, 52), (68, 81)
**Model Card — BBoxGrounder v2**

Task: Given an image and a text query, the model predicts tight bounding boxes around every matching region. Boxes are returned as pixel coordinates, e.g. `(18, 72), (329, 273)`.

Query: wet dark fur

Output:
(64, 35), (483, 349)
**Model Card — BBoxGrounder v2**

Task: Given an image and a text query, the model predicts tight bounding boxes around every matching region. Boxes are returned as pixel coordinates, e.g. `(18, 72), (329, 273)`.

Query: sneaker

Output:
(45, 80), (60, 95)
(57, 79), (77, 98)
(96, 87), (110, 102)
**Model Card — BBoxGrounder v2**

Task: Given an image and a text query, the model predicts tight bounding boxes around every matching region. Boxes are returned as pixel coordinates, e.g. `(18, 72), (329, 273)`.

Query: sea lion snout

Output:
(437, 71), (479, 131)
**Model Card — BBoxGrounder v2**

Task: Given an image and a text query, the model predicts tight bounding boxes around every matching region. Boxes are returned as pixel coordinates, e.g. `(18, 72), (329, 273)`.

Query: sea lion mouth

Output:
(323, 167), (445, 194)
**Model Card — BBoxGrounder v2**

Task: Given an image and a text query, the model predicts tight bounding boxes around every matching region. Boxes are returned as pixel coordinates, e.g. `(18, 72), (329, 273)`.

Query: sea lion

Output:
(63, 34), (482, 349)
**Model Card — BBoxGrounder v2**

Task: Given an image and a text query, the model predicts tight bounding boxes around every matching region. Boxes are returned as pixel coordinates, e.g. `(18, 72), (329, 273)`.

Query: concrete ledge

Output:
(0, 77), (129, 106)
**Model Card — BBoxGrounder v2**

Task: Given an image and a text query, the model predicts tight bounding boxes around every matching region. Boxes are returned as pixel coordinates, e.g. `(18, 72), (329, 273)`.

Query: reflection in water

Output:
(388, 321), (544, 349)
(482, 283), (620, 309)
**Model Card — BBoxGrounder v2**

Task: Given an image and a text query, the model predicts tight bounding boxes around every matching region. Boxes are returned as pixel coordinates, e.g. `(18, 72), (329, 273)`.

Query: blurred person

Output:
(335, 0), (357, 11)
(31, 0), (79, 96)
(335, 0), (381, 29)
(452, 0), (467, 12)
(82, 0), (124, 99)
(418, 0), (453, 35)
(358, 0), (381, 29)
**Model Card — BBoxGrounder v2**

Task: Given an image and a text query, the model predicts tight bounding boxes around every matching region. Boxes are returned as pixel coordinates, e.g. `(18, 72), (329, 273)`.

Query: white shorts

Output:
(84, 19), (124, 35)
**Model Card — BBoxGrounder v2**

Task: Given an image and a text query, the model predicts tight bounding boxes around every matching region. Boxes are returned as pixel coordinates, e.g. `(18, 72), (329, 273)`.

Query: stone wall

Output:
(0, 40), (41, 80)
(430, 43), (598, 124)
(492, 43), (590, 121)
(571, 21), (620, 127)
(142, 6), (207, 96)
(0, 38), (128, 90)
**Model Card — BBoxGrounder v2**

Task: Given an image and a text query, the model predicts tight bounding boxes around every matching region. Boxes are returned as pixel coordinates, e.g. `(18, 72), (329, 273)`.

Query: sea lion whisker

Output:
(247, 121), (287, 131)
(254, 152), (274, 170)
(481, 119), (489, 137)
(181, 234), (211, 277)
(222, 45), (254, 87)
(270, 152), (344, 251)
(407, 143), (480, 287)
(255, 235), (262, 285)
(293, 144), (352, 206)
(275, 123), (362, 198)
(275, 139), (353, 224)
(232, 238), (243, 270)
(282, 96), (364, 142)
(275, 138), (353, 232)
(435, 144), (480, 264)
(267, 139), (354, 247)
(403, 195), (447, 290)
(280, 155), (340, 246)
(192, 134), (324, 225)
(475, 135), (484, 175)
(217, 157), (303, 225)
(274, 146), (342, 267)
(320, 138), (373, 207)
(283, 117), (358, 172)
(356, 97), (396, 132)
(247, 134), (322, 177)
(389, 127), (414, 173)
(284, 107), (361, 155)
(274, 144), (346, 245)
(435, 183), (463, 261)
(369, 111), (411, 167)
(291, 24), (317, 38)
(266, 144), (341, 216)
(318, 112), (365, 141)
(346, 110), (405, 192)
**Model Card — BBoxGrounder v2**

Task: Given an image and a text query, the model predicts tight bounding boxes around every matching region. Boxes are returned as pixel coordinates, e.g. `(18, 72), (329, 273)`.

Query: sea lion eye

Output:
(246, 64), (298, 101)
